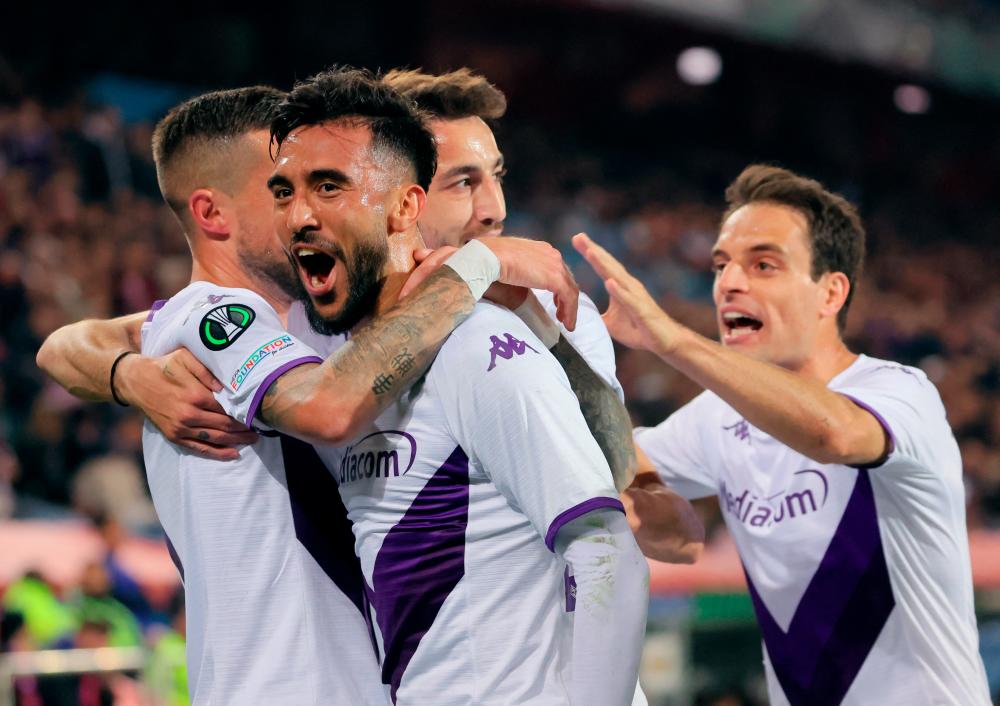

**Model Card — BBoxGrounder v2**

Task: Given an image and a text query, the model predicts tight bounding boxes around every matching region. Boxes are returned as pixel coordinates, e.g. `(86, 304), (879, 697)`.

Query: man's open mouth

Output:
(292, 245), (338, 297)
(722, 311), (763, 338)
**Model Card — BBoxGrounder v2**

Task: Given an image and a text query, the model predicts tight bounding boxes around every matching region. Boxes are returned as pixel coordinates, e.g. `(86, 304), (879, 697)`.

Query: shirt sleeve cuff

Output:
(245, 356), (324, 426)
(545, 497), (625, 551)
(840, 393), (897, 469)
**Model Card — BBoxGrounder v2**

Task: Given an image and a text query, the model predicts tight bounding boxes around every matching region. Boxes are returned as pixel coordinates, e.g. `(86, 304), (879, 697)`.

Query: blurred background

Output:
(2, 0), (1000, 704)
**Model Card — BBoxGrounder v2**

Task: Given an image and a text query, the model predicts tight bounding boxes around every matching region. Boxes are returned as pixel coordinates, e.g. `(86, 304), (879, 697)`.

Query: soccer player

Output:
(386, 68), (703, 561)
(36, 85), (579, 705)
(574, 165), (991, 705)
(257, 68), (648, 705)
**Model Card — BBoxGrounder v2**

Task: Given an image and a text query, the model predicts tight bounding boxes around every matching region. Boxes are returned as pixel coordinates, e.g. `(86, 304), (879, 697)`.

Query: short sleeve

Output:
(175, 288), (323, 427)
(834, 362), (951, 474)
(432, 303), (624, 551)
(534, 289), (624, 401)
(633, 394), (718, 500)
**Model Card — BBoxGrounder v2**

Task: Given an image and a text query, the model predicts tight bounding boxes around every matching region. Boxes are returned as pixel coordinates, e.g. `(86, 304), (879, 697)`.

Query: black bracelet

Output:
(110, 351), (135, 407)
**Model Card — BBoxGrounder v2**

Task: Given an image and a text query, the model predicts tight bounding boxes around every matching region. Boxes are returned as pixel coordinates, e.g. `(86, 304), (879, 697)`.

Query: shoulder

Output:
(834, 355), (943, 410)
(433, 301), (558, 385)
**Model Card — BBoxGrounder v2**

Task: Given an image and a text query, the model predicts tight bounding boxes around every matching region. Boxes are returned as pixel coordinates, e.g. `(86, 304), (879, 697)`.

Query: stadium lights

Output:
(894, 84), (931, 114)
(677, 47), (722, 86)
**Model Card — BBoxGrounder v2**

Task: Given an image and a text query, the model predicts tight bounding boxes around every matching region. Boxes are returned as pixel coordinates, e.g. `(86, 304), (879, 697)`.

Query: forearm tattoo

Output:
(551, 336), (638, 491)
(260, 268), (475, 429)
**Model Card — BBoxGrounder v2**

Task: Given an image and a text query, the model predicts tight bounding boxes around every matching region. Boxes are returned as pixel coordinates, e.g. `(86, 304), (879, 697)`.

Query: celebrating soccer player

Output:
(36, 82), (582, 704)
(575, 165), (992, 706)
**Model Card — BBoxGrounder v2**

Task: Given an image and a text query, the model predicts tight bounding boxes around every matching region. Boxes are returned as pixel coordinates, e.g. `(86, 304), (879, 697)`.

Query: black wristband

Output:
(110, 351), (135, 407)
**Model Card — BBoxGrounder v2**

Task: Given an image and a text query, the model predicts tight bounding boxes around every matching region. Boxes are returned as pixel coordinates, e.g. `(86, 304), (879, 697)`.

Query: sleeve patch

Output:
(200, 304), (256, 351)
(486, 332), (539, 371)
(230, 335), (296, 391)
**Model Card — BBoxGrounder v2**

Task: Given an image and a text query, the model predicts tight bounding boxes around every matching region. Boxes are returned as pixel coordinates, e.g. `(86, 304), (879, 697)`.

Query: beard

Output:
(303, 237), (388, 336)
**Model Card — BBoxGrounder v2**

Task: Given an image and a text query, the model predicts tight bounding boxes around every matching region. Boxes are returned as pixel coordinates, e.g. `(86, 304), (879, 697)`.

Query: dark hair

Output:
(723, 164), (866, 331)
(152, 85), (285, 171)
(383, 68), (507, 122)
(270, 67), (437, 190)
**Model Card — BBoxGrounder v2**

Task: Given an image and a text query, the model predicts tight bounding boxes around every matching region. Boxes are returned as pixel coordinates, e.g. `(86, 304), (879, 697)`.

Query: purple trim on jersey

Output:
(564, 567), (577, 613)
(544, 497), (625, 551)
(371, 446), (470, 703)
(164, 533), (183, 581)
(145, 299), (168, 322)
(744, 469), (895, 706)
(280, 435), (368, 618)
(245, 356), (323, 424)
(840, 394), (897, 469)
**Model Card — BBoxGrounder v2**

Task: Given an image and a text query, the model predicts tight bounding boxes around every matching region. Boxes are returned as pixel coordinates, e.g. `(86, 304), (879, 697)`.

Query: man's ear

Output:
(387, 184), (426, 235)
(819, 271), (850, 321)
(189, 189), (230, 240)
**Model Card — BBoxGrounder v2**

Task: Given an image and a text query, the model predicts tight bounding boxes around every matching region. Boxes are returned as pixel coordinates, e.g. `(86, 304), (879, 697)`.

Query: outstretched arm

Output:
(573, 233), (888, 467)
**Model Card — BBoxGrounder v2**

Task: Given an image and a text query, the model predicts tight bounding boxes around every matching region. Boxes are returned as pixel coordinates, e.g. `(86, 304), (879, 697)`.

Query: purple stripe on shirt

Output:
(280, 434), (368, 617)
(840, 394), (897, 469)
(371, 446), (470, 703)
(145, 299), (168, 322)
(544, 497), (625, 551)
(745, 469), (895, 705)
(163, 533), (183, 581)
(245, 356), (323, 425)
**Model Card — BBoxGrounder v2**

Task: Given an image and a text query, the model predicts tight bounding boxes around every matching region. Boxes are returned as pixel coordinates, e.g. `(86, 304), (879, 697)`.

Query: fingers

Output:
(553, 264), (579, 331)
(175, 438), (243, 461)
(572, 233), (633, 285)
(182, 428), (259, 447)
(180, 408), (254, 434)
(177, 348), (223, 392)
(399, 246), (458, 298)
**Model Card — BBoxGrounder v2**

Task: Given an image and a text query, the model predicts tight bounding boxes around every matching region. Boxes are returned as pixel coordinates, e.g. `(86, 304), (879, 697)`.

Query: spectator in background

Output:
(66, 561), (142, 649)
(2, 571), (75, 647)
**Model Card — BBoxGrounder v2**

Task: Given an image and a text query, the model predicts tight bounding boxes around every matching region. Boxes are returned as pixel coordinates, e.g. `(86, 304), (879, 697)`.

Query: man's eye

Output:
(273, 188), (292, 200)
(758, 261), (776, 271)
(712, 262), (726, 273)
(495, 168), (508, 184)
(319, 182), (340, 194)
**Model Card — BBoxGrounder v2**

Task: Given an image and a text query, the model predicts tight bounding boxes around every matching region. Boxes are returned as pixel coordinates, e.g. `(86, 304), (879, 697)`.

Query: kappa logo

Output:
(200, 304), (256, 351)
(723, 419), (751, 442)
(486, 332), (539, 371)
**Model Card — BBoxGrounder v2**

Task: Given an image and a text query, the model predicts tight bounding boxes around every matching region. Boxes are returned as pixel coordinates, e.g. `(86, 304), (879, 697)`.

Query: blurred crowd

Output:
(0, 59), (998, 704)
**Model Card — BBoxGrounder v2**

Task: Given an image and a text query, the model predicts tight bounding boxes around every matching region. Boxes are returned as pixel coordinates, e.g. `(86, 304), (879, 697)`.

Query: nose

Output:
(716, 261), (750, 296)
(286, 194), (319, 235)
(474, 178), (506, 227)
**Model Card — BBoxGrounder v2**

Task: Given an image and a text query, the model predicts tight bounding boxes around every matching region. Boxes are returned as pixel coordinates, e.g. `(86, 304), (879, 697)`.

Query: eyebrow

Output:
(440, 154), (505, 181)
(266, 168), (353, 191)
(711, 242), (788, 258)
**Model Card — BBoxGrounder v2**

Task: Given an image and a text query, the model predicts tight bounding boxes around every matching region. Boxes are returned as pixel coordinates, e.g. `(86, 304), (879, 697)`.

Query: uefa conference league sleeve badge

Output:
(199, 304), (256, 351)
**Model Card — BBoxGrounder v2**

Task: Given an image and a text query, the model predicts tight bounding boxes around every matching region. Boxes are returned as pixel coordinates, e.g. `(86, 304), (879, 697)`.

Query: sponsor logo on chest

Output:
(337, 430), (417, 485)
(721, 469), (829, 528)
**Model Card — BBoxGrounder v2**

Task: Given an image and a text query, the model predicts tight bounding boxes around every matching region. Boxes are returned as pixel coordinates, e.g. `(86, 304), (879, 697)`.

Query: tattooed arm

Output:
(257, 266), (474, 445)
(549, 336), (638, 492)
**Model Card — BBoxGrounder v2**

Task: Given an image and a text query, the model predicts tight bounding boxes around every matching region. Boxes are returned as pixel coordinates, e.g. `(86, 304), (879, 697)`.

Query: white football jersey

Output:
(299, 302), (624, 705)
(141, 282), (387, 706)
(635, 355), (990, 706)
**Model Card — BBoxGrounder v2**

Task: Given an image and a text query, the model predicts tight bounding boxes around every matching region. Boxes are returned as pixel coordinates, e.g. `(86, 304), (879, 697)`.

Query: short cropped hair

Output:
(152, 86), (285, 215)
(270, 67), (437, 190)
(383, 68), (507, 122)
(723, 165), (866, 332)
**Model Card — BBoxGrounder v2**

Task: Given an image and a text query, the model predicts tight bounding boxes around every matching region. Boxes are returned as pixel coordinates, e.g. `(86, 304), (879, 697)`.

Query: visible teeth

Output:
(729, 327), (755, 336)
(310, 275), (323, 287)
(298, 248), (319, 257)
(723, 312), (749, 321)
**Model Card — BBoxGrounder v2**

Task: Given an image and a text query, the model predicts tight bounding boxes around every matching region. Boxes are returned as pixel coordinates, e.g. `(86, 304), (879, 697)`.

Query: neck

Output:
(786, 333), (858, 384)
(189, 242), (292, 322)
(350, 227), (425, 332)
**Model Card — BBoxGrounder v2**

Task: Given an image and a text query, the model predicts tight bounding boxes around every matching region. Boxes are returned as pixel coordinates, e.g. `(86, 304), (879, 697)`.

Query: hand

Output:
(401, 238), (580, 330)
(116, 349), (258, 460)
(572, 233), (678, 354)
(398, 246), (457, 299)
(475, 236), (578, 330)
(482, 282), (530, 311)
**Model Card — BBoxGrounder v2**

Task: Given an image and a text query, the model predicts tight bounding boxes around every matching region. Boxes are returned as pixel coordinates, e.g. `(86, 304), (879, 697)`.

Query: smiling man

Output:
(574, 164), (991, 706)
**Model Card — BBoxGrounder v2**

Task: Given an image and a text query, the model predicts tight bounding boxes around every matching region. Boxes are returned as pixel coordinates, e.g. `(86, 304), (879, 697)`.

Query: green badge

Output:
(199, 304), (256, 351)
